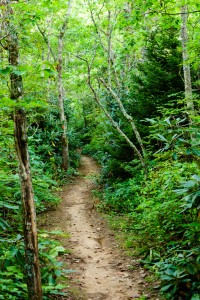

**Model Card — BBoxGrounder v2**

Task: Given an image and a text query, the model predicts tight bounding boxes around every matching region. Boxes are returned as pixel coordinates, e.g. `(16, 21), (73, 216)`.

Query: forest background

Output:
(0, 0), (199, 299)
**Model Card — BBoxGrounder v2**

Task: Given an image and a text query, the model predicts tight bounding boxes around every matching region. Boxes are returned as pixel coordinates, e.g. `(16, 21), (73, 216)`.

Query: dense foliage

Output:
(0, 0), (199, 299)
(0, 106), (80, 298)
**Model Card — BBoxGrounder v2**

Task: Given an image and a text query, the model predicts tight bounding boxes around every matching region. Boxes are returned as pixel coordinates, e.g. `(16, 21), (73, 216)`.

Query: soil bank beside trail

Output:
(42, 155), (157, 300)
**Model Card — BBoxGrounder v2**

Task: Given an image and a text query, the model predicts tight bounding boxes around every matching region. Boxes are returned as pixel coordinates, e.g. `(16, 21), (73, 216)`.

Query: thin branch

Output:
(58, 0), (72, 41)
(107, 10), (112, 87)
(28, 123), (39, 138)
(146, 8), (200, 16)
(36, 24), (57, 62)
(0, 29), (16, 42)
(99, 77), (146, 157)
(75, 54), (146, 170)
(86, 1), (121, 89)
(87, 0), (107, 52)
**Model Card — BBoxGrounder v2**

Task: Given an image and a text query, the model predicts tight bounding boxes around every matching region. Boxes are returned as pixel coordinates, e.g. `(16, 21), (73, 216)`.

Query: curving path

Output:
(42, 156), (156, 300)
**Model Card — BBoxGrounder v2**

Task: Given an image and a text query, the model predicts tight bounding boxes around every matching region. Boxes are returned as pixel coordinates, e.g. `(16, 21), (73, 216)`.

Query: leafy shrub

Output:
(0, 110), (76, 299)
(98, 147), (199, 298)
(28, 106), (81, 180)
(156, 246), (200, 299)
(0, 232), (71, 299)
(99, 176), (142, 213)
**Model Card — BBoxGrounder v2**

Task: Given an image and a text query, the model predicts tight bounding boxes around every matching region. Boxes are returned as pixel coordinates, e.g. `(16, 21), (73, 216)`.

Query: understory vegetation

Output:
(85, 111), (200, 299)
(0, 0), (200, 299)
(0, 107), (81, 299)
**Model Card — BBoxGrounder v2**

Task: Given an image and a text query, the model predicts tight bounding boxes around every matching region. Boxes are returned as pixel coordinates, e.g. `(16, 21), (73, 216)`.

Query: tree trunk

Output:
(181, 5), (194, 115)
(14, 109), (42, 300)
(57, 0), (72, 170)
(5, 1), (42, 298)
(83, 59), (147, 170)
(99, 77), (146, 158)
(37, 2), (71, 171)
(57, 49), (69, 170)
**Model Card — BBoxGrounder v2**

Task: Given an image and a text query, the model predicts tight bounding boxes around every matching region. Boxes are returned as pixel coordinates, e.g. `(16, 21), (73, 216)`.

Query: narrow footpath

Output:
(42, 156), (158, 300)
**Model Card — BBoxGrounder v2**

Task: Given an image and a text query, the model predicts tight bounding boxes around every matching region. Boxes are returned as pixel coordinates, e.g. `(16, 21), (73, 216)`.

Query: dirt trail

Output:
(42, 156), (154, 300)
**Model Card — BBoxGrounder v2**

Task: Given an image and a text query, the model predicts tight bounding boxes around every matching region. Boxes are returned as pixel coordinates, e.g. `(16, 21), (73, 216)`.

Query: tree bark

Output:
(3, 1), (42, 298)
(107, 10), (112, 88)
(14, 109), (42, 300)
(99, 77), (146, 158)
(37, 1), (72, 170)
(78, 56), (147, 170)
(57, 2), (71, 170)
(181, 5), (194, 115)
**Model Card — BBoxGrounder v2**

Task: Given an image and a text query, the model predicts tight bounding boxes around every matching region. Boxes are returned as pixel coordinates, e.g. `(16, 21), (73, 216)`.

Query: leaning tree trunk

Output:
(5, 1), (42, 299)
(83, 60), (147, 171)
(181, 5), (194, 116)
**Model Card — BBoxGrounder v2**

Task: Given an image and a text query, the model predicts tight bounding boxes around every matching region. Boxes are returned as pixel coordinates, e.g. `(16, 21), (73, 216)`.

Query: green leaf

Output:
(192, 174), (200, 182)
(160, 283), (174, 292)
(62, 269), (77, 274)
(0, 67), (12, 75)
(172, 152), (178, 160)
(0, 201), (19, 210)
(181, 180), (196, 188)
(187, 263), (197, 275)
(156, 134), (168, 142)
(174, 188), (188, 195)
(191, 295), (200, 300)
(146, 118), (157, 124)
(48, 274), (56, 285)
(160, 275), (173, 281)
(165, 269), (174, 276)
(191, 147), (200, 157)
(12, 70), (27, 76)
(0, 218), (10, 230)
(165, 117), (171, 125)
(55, 270), (61, 277)
(186, 148), (191, 155)
(43, 68), (56, 76)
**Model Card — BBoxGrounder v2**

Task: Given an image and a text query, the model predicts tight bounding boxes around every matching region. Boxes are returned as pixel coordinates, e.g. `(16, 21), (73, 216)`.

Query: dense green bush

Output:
(28, 105), (81, 180)
(0, 108), (78, 299)
(0, 232), (70, 299)
(93, 111), (200, 299)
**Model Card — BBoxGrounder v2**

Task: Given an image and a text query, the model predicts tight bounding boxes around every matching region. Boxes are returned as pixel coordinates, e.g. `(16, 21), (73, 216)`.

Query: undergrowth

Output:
(86, 113), (200, 300)
(0, 231), (71, 299)
(0, 108), (81, 299)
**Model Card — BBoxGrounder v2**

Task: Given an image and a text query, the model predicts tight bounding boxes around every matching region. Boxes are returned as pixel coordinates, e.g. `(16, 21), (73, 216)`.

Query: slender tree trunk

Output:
(181, 5), (194, 115)
(14, 110), (42, 300)
(82, 59), (147, 170)
(57, 33), (69, 170)
(37, 5), (71, 171)
(57, 0), (72, 171)
(99, 77), (146, 158)
(46, 17), (52, 102)
(93, 94), (146, 170)
(4, 1), (42, 298)
(107, 10), (112, 88)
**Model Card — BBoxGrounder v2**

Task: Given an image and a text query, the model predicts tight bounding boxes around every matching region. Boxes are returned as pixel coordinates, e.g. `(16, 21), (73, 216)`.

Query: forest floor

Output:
(40, 156), (159, 300)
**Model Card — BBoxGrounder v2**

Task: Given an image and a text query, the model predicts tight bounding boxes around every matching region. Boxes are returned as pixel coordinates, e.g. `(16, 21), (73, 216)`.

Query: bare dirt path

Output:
(42, 156), (156, 300)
